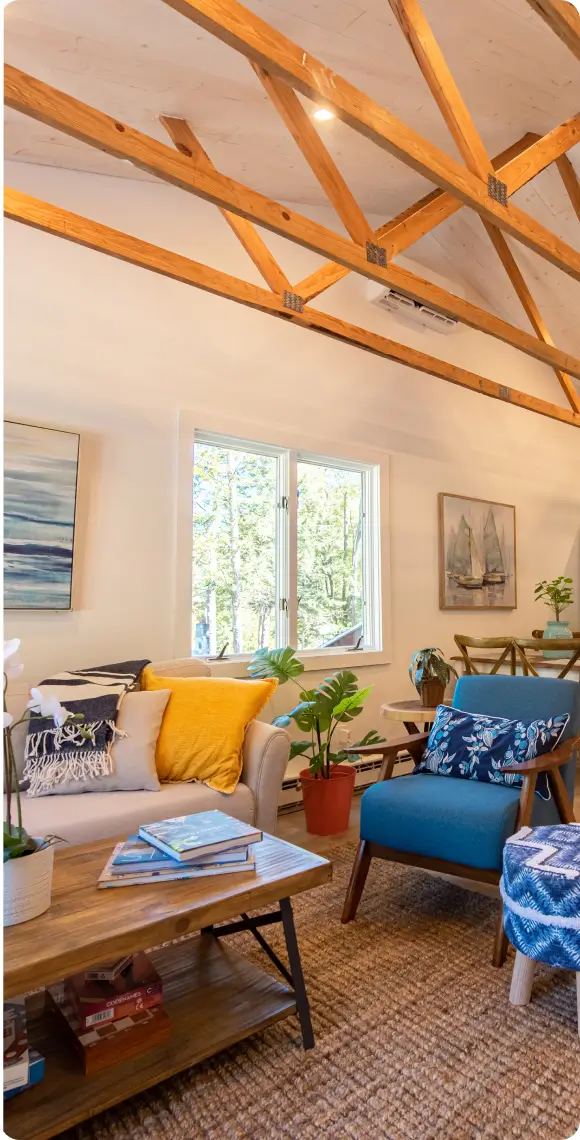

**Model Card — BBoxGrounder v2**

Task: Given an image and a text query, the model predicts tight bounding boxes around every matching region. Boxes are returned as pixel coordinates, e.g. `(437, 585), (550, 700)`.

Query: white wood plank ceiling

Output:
(4, 0), (580, 358)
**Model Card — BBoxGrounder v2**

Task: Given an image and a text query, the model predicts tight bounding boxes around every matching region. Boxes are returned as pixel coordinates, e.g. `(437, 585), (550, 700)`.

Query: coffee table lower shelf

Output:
(6, 935), (296, 1140)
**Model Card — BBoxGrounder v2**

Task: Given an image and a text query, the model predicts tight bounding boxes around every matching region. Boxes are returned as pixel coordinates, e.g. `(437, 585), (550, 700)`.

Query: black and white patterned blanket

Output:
(23, 660), (150, 796)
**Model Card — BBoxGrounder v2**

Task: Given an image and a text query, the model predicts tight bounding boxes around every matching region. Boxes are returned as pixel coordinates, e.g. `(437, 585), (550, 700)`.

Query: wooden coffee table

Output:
(4, 833), (331, 1140)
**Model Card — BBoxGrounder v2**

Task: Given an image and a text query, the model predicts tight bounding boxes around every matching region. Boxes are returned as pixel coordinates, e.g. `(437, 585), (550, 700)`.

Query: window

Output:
(191, 431), (382, 659)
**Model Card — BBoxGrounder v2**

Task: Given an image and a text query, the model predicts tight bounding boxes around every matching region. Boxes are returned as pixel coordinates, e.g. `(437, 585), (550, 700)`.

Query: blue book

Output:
(138, 810), (261, 863)
(110, 835), (251, 875)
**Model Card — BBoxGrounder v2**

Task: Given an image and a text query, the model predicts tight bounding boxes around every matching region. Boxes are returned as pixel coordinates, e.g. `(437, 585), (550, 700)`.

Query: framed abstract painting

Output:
(4, 421), (80, 610)
(438, 492), (516, 611)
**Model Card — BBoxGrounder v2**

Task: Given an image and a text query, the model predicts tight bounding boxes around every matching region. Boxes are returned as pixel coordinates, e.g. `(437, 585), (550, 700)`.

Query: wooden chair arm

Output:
(343, 733), (429, 782)
(342, 732), (429, 758)
(499, 735), (580, 774)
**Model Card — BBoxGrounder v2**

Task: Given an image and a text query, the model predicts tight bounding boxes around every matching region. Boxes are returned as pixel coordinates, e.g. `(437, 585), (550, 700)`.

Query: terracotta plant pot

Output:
(420, 678), (446, 708)
(299, 764), (356, 836)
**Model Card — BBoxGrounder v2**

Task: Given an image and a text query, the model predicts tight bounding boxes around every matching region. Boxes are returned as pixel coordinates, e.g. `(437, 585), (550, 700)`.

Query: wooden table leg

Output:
(403, 721), (420, 734)
(510, 951), (536, 1005)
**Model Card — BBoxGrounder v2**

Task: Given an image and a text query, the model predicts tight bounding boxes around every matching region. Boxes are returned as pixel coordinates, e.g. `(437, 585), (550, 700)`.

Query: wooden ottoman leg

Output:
(342, 840), (372, 924)
(510, 951), (536, 1006)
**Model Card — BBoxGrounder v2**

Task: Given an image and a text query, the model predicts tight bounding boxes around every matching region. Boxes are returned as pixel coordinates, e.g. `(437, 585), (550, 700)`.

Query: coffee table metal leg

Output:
(279, 896), (314, 1050)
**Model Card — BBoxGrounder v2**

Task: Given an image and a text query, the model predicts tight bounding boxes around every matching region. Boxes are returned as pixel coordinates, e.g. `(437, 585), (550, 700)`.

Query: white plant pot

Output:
(3, 840), (54, 927)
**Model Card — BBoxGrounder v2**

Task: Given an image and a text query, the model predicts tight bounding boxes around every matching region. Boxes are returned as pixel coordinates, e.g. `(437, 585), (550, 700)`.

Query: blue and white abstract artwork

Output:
(4, 421), (80, 609)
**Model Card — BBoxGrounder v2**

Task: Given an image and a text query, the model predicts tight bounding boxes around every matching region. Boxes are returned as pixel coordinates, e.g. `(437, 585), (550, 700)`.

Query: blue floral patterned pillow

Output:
(414, 706), (569, 799)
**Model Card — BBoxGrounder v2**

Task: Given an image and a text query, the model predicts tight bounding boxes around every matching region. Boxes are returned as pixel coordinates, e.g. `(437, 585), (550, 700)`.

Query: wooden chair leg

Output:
(549, 767), (576, 824)
(341, 840), (372, 924)
(510, 951), (536, 1005)
(492, 902), (509, 968)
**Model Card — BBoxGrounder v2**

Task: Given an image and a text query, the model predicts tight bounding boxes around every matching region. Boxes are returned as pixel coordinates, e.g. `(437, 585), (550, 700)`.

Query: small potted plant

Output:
(409, 647), (457, 708)
(4, 639), (78, 927)
(534, 576), (574, 658)
(248, 648), (385, 835)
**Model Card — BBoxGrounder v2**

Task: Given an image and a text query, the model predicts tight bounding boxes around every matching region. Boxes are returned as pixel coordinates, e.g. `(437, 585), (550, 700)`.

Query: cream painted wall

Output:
(4, 161), (580, 746)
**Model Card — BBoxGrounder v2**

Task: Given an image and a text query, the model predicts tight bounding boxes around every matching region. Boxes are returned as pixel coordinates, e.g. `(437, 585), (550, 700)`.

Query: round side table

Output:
(380, 699), (450, 735)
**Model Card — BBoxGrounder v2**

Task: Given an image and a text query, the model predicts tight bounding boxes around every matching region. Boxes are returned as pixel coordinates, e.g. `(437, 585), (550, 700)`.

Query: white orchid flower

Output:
(3, 639), (24, 679)
(3, 711), (14, 728)
(27, 688), (72, 728)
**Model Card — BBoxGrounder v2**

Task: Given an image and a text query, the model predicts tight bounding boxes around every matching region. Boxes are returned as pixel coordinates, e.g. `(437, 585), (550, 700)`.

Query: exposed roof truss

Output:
(4, 0), (580, 428)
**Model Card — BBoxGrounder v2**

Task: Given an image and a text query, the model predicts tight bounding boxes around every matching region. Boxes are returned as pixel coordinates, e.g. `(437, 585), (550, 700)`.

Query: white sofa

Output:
(7, 657), (289, 847)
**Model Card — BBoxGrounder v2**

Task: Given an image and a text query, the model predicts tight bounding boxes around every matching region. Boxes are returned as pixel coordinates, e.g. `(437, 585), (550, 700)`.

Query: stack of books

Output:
(3, 997), (45, 1099)
(47, 953), (171, 1075)
(98, 810), (262, 889)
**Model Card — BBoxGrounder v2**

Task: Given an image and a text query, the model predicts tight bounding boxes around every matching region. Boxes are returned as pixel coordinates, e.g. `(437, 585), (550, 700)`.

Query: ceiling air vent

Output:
(368, 284), (458, 334)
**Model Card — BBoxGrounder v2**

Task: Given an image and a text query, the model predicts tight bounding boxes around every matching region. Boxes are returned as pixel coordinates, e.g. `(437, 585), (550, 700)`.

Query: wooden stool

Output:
(502, 823), (580, 1033)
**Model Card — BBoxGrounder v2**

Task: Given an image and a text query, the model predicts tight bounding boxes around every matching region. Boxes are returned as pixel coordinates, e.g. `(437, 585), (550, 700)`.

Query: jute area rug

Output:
(67, 844), (580, 1140)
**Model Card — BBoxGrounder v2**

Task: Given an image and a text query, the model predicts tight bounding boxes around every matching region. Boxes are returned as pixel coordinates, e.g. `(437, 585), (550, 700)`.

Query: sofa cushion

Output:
(28, 690), (170, 796)
(142, 670), (277, 793)
(10, 781), (255, 848)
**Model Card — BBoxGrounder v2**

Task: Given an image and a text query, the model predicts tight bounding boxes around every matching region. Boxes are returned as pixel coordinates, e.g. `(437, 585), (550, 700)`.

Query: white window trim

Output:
(175, 410), (392, 674)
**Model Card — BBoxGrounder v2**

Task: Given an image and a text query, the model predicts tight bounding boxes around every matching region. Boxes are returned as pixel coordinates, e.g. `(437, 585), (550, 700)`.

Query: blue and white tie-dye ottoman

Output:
(501, 823), (580, 1032)
(501, 823), (580, 971)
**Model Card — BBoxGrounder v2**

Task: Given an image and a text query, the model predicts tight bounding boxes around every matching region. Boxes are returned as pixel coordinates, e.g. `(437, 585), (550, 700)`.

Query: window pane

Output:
(297, 460), (364, 651)
(192, 442), (277, 655)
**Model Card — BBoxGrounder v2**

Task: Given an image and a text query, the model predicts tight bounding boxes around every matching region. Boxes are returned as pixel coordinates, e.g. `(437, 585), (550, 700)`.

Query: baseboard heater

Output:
(278, 752), (411, 814)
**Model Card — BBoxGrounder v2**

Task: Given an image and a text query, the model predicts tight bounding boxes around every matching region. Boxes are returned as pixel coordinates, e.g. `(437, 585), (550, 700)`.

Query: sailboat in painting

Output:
(446, 526), (457, 578)
(482, 510), (506, 585)
(448, 515), (484, 589)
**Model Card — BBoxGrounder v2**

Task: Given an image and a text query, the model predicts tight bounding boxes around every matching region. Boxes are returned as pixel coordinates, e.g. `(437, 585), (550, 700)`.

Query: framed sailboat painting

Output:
(438, 493), (516, 610)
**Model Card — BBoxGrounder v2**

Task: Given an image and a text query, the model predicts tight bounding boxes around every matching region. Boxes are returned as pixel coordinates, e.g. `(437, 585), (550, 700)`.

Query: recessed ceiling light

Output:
(313, 108), (334, 122)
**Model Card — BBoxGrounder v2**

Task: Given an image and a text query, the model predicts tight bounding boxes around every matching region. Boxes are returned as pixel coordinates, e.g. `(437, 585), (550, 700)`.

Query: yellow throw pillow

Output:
(141, 670), (277, 794)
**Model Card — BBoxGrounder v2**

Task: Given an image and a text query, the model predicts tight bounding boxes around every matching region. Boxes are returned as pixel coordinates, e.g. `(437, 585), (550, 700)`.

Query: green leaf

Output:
(308, 750), (326, 776)
(289, 740), (314, 760)
(332, 686), (372, 719)
(3, 823), (35, 862)
(247, 647), (304, 685)
(313, 670), (362, 726)
(353, 729), (388, 749)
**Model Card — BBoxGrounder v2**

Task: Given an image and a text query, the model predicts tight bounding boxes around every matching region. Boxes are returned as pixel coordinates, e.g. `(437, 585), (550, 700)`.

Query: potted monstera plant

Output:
(248, 647), (385, 835)
(409, 647), (457, 708)
(3, 639), (79, 927)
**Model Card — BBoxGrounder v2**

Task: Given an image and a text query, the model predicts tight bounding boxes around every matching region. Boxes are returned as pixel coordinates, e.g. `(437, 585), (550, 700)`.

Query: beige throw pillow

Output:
(28, 689), (170, 797)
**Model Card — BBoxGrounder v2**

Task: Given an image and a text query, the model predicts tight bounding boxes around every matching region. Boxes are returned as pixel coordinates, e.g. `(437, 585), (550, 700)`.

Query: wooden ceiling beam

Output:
(159, 115), (291, 293)
(296, 125), (577, 300)
(522, 0), (580, 62)
(6, 187), (580, 429)
(251, 63), (373, 246)
(6, 66), (580, 381)
(556, 153), (580, 224)
(158, 0), (580, 281)
(484, 224), (580, 412)
(295, 133), (542, 301)
(387, 0), (580, 414)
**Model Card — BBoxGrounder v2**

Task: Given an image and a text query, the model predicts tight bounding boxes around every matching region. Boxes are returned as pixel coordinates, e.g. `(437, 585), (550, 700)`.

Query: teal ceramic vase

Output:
(543, 619), (573, 659)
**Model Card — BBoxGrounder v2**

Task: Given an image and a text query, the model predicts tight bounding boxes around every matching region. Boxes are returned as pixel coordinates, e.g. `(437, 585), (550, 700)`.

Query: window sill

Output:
(198, 649), (391, 678)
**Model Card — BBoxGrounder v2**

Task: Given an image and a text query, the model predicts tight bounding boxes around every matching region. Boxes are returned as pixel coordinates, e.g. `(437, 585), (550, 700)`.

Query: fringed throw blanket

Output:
(23, 660), (150, 796)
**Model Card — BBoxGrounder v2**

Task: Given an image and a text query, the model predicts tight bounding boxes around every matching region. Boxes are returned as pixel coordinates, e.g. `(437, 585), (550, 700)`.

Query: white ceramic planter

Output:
(3, 840), (54, 927)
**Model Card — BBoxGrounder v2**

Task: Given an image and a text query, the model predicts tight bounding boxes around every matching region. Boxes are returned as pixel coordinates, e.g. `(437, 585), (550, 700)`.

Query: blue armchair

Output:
(342, 676), (580, 966)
